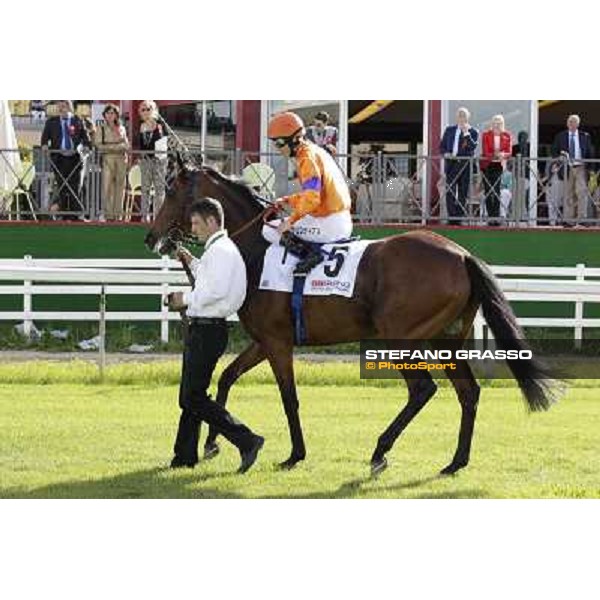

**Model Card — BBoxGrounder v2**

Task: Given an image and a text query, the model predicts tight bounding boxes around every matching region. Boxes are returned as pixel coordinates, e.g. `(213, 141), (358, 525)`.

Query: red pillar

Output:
(428, 100), (442, 151)
(235, 100), (261, 153)
(428, 100), (442, 219)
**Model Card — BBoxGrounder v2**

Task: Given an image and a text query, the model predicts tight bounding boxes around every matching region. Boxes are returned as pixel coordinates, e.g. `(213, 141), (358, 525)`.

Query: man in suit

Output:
(41, 100), (91, 219)
(439, 107), (479, 225)
(551, 114), (594, 226)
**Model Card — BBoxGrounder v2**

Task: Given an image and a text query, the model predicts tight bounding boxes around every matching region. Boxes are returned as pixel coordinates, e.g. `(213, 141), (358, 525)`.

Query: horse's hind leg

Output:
(370, 372), (438, 476)
(204, 342), (266, 459)
(440, 359), (480, 475)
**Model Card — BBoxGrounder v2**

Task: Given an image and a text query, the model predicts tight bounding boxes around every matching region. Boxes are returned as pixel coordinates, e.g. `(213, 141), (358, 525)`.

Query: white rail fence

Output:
(1, 258), (600, 351)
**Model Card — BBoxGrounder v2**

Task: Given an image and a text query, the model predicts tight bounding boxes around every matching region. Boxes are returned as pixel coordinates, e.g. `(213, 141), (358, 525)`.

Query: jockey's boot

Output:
(280, 231), (324, 276)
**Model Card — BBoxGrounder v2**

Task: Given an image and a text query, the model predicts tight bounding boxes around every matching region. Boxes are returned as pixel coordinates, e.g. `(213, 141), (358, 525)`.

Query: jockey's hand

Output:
(165, 292), (187, 311)
(275, 197), (289, 211)
(176, 247), (194, 265)
(277, 218), (293, 235)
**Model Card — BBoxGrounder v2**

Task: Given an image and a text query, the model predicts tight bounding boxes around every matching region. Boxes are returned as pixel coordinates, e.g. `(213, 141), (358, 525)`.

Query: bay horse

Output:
(144, 165), (557, 476)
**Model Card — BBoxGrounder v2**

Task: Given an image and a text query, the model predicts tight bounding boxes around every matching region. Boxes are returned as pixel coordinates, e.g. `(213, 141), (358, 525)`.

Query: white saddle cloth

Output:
(259, 239), (373, 298)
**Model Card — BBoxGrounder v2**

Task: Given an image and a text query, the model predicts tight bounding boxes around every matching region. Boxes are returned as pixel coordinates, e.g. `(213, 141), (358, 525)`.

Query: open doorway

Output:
(348, 100), (424, 153)
(347, 101), (425, 222)
(538, 100), (600, 155)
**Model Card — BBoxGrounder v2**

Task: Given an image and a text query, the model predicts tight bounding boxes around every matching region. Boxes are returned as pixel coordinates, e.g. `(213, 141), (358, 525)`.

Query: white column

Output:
(338, 100), (348, 175)
(200, 100), (207, 156)
(528, 99), (538, 225)
(421, 100), (429, 225)
(260, 100), (270, 155)
(439, 101), (450, 223)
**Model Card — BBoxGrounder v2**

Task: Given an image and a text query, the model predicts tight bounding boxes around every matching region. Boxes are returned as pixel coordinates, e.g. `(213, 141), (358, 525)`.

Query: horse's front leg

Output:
(204, 341), (266, 459)
(264, 341), (306, 469)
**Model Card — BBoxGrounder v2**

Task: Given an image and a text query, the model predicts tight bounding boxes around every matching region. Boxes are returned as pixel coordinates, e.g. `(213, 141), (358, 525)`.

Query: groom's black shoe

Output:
(169, 456), (197, 469)
(238, 436), (265, 474)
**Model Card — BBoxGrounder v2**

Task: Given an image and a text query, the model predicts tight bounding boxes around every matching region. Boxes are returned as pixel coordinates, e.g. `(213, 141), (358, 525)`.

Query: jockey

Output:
(263, 111), (353, 275)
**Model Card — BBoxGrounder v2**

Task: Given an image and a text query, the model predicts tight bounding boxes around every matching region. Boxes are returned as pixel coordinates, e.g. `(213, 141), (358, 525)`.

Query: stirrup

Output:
(280, 231), (311, 259)
(293, 252), (324, 276)
(280, 231), (324, 276)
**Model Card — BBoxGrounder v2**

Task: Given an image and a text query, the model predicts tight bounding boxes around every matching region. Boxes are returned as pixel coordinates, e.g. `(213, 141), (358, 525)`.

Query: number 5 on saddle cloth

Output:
(265, 233), (368, 345)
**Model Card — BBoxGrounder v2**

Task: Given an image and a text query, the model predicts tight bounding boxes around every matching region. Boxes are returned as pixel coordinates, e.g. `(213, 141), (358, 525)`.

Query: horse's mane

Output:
(198, 165), (267, 211)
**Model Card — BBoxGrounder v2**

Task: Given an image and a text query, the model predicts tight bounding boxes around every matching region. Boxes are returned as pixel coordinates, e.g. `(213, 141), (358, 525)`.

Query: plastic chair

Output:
(125, 164), (142, 221)
(2, 161), (37, 220)
(242, 162), (276, 198)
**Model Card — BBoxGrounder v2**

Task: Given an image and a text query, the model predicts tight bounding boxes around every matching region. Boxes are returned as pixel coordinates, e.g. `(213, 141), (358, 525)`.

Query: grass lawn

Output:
(0, 361), (598, 499)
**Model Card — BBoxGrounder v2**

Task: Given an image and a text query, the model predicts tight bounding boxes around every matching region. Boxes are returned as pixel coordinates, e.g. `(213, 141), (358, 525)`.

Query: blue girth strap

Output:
(288, 235), (361, 345)
(292, 276), (307, 345)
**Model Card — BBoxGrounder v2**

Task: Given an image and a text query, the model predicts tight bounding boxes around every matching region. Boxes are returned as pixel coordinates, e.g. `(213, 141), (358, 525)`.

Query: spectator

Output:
(511, 130), (530, 223)
(480, 115), (512, 225)
(551, 114), (594, 226)
(94, 104), (129, 221)
(137, 100), (167, 221)
(306, 111), (338, 155)
(79, 117), (97, 218)
(439, 107), (479, 225)
(41, 100), (91, 220)
(545, 157), (563, 226)
(499, 169), (513, 221)
(30, 100), (46, 121)
(512, 130), (530, 163)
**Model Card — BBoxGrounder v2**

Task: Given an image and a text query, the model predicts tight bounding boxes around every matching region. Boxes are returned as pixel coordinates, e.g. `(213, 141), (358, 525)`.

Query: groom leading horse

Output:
(145, 112), (557, 477)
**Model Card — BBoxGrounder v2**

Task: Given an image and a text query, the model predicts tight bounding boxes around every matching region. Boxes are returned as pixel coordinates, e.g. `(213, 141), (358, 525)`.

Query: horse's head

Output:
(144, 165), (266, 255)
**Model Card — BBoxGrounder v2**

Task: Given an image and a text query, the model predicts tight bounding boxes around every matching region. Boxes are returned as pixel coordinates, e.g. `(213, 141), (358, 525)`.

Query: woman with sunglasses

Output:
(94, 103), (129, 221)
(263, 111), (353, 275)
(137, 100), (167, 221)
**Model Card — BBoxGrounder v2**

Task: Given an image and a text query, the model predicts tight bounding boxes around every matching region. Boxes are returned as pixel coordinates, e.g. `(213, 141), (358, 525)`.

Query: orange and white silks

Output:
(284, 141), (352, 225)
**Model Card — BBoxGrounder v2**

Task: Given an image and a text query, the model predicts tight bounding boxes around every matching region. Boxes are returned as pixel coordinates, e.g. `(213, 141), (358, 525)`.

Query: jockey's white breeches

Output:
(262, 210), (353, 244)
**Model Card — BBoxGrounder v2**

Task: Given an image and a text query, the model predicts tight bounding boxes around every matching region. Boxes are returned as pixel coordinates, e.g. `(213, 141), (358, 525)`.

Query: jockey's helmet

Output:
(267, 112), (305, 140)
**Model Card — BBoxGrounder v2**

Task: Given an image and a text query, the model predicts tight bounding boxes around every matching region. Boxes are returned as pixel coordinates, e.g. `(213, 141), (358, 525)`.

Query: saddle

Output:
(279, 232), (361, 345)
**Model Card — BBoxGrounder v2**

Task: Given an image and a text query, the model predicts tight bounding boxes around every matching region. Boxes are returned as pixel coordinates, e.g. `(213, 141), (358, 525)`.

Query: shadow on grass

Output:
(266, 474), (489, 500)
(1, 467), (489, 500)
(0, 467), (244, 499)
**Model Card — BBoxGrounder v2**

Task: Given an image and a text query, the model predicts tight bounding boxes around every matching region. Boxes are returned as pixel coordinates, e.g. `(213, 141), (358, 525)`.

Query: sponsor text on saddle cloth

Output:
(259, 239), (373, 297)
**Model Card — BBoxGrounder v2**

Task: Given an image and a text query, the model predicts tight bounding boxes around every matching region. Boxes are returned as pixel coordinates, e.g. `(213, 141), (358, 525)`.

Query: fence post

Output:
(99, 284), (106, 379)
(575, 263), (585, 349)
(161, 255), (170, 344)
(23, 254), (32, 338)
(473, 310), (485, 341)
(374, 151), (384, 224)
(234, 148), (243, 176)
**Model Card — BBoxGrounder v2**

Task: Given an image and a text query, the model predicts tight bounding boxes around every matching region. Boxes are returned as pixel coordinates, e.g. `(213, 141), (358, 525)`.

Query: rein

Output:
(229, 204), (281, 240)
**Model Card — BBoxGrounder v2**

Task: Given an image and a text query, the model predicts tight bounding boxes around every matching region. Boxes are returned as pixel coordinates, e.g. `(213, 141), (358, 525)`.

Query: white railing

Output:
(472, 264), (600, 348)
(1, 258), (600, 350)
(0, 256), (191, 346)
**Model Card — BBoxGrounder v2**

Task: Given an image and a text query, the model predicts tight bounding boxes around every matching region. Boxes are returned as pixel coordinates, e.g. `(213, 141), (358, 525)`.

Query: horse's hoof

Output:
(278, 456), (304, 470)
(203, 442), (220, 460)
(440, 461), (467, 476)
(370, 456), (388, 478)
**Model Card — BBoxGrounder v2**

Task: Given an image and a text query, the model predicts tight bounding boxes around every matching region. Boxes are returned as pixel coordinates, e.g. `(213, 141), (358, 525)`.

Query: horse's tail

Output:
(464, 254), (560, 411)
